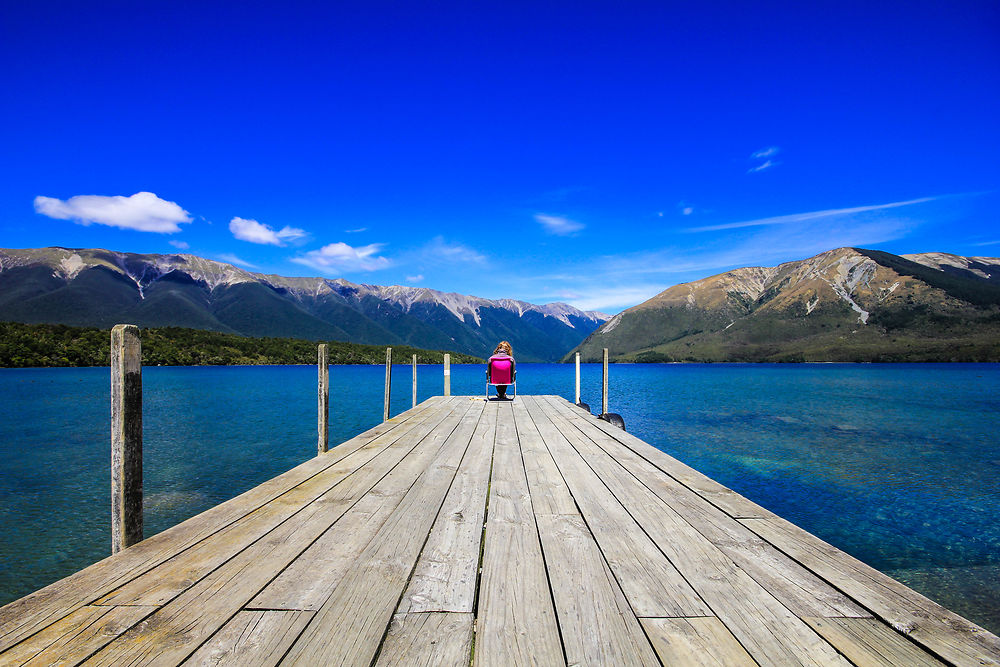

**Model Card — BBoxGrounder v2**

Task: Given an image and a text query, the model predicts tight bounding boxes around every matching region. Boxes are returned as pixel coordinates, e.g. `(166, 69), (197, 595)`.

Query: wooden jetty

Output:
(1, 395), (998, 666)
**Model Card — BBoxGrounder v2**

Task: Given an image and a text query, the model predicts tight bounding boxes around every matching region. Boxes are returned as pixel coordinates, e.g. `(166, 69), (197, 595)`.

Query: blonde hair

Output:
(494, 341), (512, 356)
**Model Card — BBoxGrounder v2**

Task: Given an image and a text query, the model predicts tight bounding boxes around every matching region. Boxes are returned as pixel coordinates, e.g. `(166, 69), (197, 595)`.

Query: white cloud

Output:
(535, 214), (584, 236)
(216, 253), (258, 268)
(229, 217), (307, 246)
(345, 227), (367, 233)
(406, 274), (424, 283)
(169, 240), (190, 250)
(752, 146), (780, 159)
(34, 192), (192, 233)
(292, 242), (391, 273)
(687, 197), (938, 233)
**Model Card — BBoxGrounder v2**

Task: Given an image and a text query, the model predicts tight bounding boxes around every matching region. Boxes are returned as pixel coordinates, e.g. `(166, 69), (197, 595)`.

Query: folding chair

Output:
(486, 354), (516, 400)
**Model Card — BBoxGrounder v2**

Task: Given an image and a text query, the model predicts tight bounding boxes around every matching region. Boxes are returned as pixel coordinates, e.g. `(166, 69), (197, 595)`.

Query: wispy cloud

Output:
(747, 160), (777, 173)
(687, 196), (938, 233)
(345, 227), (367, 233)
(230, 217), (308, 246)
(535, 214), (584, 236)
(216, 253), (258, 268)
(498, 194), (956, 313)
(34, 192), (192, 233)
(748, 146), (780, 173)
(292, 242), (391, 273)
(406, 274), (424, 283)
(169, 240), (190, 250)
(418, 236), (487, 264)
(971, 240), (1000, 247)
(566, 285), (665, 313)
(752, 146), (780, 159)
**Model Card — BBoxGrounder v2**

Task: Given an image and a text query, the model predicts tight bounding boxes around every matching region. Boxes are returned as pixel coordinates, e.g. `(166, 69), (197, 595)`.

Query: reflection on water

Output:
(0, 362), (998, 633)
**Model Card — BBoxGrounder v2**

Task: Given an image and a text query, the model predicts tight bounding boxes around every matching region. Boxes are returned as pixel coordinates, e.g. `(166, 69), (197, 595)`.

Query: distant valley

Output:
(570, 248), (1000, 363)
(0, 247), (607, 362)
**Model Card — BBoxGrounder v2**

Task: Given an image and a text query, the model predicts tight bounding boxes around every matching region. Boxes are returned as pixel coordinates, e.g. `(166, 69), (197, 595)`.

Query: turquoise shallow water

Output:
(1, 363), (998, 633)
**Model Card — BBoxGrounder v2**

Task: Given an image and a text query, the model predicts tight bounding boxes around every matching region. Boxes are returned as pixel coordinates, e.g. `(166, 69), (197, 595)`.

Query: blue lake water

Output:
(1, 363), (998, 633)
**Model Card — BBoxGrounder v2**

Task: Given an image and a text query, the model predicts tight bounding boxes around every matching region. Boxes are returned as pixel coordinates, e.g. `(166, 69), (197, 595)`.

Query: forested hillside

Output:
(0, 322), (482, 368)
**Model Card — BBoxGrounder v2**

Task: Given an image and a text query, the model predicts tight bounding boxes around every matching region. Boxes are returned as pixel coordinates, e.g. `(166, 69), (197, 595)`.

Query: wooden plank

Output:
(397, 400), (494, 613)
(511, 398), (577, 516)
(743, 516), (1000, 667)
(277, 398), (482, 665)
(803, 617), (946, 667)
(522, 397), (709, 618)
(81, 400), (466, 666)
(374, 612), (473, 667)
(536, 398), (849, 665)
(96, 398), (464, 607)
(182, 610), (313, 667)
(474, 401), (565, 667)
(545, 396), (866, 619)
(535, 513), (660, 666)
(0, 397), (443, 652)
(0, 605), (155, 667)
(641, 617), (758, 666)
(251, 400), (482, 611)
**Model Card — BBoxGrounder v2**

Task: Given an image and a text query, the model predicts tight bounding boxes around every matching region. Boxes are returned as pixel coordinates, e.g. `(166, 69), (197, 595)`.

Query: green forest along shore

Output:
(0, 322), (483, 368)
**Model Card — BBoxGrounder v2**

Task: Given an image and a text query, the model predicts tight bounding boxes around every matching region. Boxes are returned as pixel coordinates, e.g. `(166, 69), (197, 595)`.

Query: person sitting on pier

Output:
(487, 341), (516, 400)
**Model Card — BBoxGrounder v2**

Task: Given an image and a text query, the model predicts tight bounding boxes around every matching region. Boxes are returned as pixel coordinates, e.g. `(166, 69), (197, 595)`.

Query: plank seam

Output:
(369, 400), (486, 666)
(523, 396), (674, 666)
(510, 399), (571, 667)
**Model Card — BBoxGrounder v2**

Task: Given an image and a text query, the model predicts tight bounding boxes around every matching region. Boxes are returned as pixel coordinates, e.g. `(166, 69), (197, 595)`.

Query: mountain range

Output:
(569, 248), (1000, 363)
(0, 248), (608, 362)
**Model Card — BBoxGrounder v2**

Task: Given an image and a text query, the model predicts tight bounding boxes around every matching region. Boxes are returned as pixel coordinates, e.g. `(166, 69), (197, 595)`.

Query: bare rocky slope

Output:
(0, 247), (608, 362)
(569, 248), (1000, 362)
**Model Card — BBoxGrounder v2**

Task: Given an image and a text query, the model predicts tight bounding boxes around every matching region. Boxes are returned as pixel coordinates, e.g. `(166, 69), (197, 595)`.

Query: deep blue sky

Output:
(2, 1), (998, 313)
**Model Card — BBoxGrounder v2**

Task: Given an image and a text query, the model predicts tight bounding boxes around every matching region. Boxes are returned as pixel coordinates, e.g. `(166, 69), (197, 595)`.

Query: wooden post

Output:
(412, 354), (418, 408)
(111, 324), (142, 553)
(383, 347), (392, 422)
(443, 353), (451, 397)
(602, 347), (609, 416)
(318, 344), (329, 455)
(575, 352), (581, 405)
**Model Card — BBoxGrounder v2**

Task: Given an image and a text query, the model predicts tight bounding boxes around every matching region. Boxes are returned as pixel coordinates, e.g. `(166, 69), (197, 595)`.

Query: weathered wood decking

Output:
(1, 396), (998, 666)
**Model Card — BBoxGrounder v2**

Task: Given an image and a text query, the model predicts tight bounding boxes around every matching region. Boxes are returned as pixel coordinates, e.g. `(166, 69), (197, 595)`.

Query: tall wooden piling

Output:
(412, 354), (418, 408)
(111, 324), (142, 554)
(443, 353), (451, 396)
(602, 347), (609, 416)
(318, 344), (329, 454)
(383, 347), (392, 422)
(575, 352), (581, 404)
